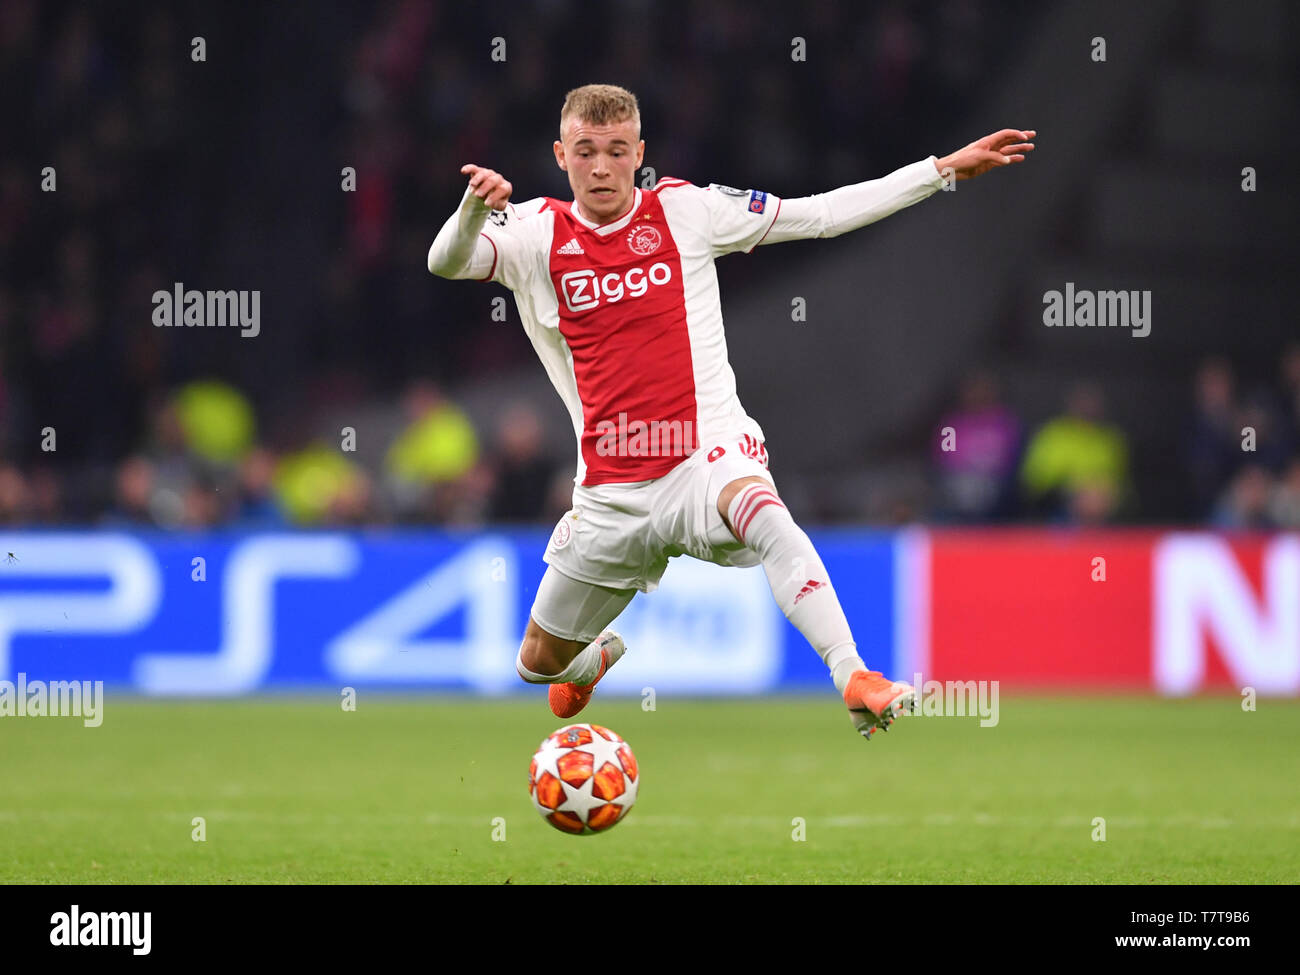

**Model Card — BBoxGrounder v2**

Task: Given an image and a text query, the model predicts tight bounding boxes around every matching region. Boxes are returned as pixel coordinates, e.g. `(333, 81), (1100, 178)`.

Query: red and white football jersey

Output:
(477, 180), (780, 486)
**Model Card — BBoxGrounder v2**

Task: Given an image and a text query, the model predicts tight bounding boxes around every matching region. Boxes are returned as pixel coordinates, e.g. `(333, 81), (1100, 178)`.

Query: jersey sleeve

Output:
(701, 183), (783, 257)
(477, 199), (547, 292)
(758, 158), (947, 245)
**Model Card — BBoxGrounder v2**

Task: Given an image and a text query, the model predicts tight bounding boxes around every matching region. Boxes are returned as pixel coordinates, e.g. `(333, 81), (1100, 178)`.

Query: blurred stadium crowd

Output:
(930, 351), (1300, 529)
(2, 0), (1296, 529)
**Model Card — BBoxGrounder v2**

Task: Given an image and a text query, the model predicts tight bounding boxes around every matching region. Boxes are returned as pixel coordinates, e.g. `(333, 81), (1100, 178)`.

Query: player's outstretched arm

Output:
(759, 128), (1035, 245)
(427, 164), (514, 280)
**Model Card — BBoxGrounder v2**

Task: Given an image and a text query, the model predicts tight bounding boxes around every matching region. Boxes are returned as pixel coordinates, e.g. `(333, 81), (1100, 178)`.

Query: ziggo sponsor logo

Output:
(560, 263), (673, 312)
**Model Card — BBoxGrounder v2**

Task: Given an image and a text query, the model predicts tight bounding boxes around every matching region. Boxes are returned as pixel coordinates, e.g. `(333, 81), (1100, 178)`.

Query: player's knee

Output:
(517, 624), (571, 680)
(516, 634), (551, 680)
(716, 475), (774, 522)
(718, 475), (783, 542)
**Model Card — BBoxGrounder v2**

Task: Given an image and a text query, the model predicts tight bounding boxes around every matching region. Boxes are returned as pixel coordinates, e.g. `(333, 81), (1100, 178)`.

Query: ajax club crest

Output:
(552, 515), (574, 549)
(626, 224), (661, 256)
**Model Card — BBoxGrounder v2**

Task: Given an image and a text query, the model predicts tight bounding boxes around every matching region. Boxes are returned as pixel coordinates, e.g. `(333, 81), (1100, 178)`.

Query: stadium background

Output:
(1, 0), (1298, 884)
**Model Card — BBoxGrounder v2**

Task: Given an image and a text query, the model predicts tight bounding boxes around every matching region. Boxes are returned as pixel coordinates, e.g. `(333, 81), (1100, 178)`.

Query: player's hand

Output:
(934, 129), (1036, 181)
(461, 164), (513, 210)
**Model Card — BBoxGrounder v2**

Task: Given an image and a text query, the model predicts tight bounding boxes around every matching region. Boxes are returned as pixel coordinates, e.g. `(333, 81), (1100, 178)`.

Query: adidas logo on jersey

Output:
(792, 579), (826, 605)
(556, 237), (584, 255)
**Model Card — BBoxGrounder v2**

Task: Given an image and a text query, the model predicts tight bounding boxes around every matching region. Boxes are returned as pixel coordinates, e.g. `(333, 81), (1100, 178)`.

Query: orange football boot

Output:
(548, 631), (626, 719)
(843, 670), (915, 740)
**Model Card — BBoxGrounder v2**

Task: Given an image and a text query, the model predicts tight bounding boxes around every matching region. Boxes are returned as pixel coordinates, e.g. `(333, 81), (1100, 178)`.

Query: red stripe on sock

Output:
(737, 495), (783, 540)
(730, 485), (776, 535)
(733, 486), (782, 530)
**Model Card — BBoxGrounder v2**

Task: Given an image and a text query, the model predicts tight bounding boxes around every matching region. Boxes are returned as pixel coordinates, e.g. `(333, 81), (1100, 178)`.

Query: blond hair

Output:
(559, 84), (641, 139)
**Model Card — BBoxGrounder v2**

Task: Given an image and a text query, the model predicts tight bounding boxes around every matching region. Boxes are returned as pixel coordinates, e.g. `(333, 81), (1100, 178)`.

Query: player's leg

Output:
(517, 565), (635, 717)
(517, 617), (587, 677)
(717, 475), (915, 738)
(716, 475), (860, 682)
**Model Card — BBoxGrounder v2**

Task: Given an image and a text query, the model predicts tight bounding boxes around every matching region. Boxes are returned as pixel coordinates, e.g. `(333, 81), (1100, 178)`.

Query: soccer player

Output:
(428, 84), (1033, 739)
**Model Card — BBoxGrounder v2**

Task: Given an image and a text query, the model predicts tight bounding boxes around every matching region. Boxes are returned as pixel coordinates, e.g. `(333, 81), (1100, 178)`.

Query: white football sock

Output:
(515, 638), (604, 685)
(727, 482), (867, 692)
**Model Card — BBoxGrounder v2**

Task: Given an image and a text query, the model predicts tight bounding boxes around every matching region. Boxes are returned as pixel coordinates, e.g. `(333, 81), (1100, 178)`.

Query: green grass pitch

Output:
(3, 695), (1297, 884)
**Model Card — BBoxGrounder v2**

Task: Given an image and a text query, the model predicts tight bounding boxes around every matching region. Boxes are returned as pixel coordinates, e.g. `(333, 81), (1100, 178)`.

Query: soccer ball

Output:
(528, 723), (639, 834)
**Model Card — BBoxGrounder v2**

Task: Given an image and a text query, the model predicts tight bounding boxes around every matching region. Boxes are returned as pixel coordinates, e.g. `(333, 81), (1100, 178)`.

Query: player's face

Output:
(554, 117), (644, 225)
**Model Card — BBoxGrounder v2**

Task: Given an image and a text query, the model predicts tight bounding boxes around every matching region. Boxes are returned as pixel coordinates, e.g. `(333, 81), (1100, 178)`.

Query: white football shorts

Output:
(540, 430), (774, 598)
